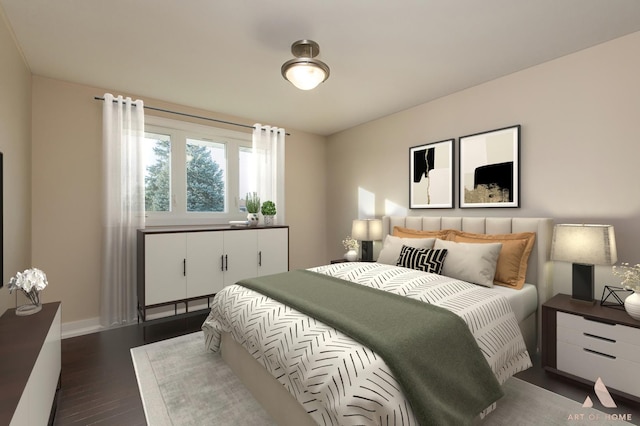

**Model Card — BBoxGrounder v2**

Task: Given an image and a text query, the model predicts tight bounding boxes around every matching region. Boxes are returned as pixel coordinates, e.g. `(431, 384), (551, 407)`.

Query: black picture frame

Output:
(0, 152), (3, 288)
(459, 125), (520, 208)
(409, 138), (454, 209)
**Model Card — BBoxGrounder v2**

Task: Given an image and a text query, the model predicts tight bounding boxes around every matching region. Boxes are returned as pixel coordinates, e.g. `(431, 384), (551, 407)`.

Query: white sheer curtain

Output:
(252, 124), (286, 224)
(101, 93), (145, 327)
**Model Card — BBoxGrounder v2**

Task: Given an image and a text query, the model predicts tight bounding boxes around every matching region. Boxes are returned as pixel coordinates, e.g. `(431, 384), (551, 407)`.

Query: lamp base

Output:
(570, 298), (596, 305)
(570, 263), (595, 304)
(361, 241), (374, 262)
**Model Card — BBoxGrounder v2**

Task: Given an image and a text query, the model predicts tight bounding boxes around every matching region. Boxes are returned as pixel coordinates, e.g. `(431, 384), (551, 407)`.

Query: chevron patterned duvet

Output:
(202, 262), (532, 425)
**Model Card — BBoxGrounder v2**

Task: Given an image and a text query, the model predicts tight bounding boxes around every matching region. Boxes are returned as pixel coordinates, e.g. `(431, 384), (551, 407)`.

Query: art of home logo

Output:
(582, 377), (616, 409)
(568, 377), (633, 423)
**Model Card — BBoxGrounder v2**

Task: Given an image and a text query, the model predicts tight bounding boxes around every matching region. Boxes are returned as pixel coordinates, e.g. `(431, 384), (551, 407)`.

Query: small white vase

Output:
(344, 249), (357, 262)
(263, 215), (274, 226)
(247, 213), (259, 227)
(624, 291), (640, 321)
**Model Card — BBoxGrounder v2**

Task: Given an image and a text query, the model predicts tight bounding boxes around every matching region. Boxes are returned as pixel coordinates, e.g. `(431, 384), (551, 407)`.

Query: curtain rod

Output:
(93, 96), (290, 135)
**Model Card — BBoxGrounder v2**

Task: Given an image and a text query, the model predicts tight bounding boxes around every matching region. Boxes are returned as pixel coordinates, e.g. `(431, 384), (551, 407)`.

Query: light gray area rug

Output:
(131, 332), (634, 426)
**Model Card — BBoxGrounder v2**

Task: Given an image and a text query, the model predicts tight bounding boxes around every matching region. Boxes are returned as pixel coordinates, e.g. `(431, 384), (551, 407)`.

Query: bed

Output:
(202, 216), (553, 425)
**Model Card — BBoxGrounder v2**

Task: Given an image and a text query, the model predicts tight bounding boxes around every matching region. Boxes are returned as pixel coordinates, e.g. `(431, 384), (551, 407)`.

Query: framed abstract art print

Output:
(409, 139), (454, 209)
(459, 125), (520, 208)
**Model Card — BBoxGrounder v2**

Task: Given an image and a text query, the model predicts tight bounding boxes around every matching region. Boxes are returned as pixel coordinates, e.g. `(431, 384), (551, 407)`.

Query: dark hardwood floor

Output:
(54, 314), (207, 426)
(54, 316), (639, 425)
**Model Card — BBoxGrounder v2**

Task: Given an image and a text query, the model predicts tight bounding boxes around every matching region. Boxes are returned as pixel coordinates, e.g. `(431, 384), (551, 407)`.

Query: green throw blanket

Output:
(237, 269), (504, 426)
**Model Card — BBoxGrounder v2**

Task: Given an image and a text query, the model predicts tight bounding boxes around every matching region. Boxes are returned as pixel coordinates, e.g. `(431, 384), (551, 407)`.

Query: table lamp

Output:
(351, 219), (383, 262)
(551, 224), (617, 303)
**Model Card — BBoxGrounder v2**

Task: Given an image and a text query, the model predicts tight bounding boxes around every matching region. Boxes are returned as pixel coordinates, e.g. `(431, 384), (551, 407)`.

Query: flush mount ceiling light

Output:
(281, 39), (330, 90)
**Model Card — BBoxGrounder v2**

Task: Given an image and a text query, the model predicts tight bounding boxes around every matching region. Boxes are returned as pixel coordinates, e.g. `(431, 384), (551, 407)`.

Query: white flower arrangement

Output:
(612, 262), (640, 293)
(8, 268), (48, 306)
(342, 236), (359, 251)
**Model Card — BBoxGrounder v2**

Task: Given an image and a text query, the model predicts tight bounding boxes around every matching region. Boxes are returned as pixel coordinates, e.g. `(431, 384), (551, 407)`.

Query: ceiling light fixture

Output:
(281, 40), (330, 90)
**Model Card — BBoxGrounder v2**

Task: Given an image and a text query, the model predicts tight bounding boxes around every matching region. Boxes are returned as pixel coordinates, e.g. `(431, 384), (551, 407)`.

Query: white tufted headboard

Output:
(382, 216), (554, 351)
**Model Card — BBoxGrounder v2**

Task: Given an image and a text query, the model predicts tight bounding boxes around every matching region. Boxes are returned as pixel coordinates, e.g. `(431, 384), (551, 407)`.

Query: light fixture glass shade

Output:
(351, 219), (383, 241)
(283, 62), (328, 90)
(551, 224), (618, 265)
(281, 40), (330, 90)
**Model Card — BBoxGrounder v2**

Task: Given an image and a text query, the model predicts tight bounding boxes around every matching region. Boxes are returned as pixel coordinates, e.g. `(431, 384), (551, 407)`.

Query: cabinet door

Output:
(145, 233), (187, 305)
(186, 231), (224, 298)
(258, 228), (289, 276)
(223, 229), (258, 286)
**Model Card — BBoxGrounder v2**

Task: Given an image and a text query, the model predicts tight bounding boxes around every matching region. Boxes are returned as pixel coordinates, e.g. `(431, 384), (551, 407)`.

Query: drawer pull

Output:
(583, 332), (616, 343)
(584, 348), (616, 360)
(584, 317), (615, 326)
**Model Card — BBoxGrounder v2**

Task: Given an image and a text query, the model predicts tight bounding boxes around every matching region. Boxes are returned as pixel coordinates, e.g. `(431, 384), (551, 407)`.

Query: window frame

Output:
(144, 115), (252, 226)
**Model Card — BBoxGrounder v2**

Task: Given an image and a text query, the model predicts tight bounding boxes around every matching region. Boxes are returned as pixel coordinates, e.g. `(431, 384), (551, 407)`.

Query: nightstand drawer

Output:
(557, 341), (640, 398)
(557, 311), (640, 346)
(557, 324), (640, 363)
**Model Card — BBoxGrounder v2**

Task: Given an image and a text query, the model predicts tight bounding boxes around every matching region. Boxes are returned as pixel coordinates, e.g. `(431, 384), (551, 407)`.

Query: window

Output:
(143, 116), (253, 226)
(185, 138), (226, 212)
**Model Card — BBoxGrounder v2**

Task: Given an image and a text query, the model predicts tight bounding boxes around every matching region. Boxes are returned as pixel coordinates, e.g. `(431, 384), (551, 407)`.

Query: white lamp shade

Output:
(284, 63), (328, 90)
(551, 224), (617, 265)
(351, 219), (383, 241)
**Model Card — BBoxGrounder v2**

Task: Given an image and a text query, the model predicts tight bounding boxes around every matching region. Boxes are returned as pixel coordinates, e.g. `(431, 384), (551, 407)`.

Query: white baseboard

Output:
(61, 307), (207, 339)
(61, 317), (104, 339)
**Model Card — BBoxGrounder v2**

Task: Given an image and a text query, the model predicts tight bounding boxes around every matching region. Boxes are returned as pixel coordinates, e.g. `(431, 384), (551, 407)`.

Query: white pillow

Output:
(377, 235), (436, 265)
(433, 239), (502, 287)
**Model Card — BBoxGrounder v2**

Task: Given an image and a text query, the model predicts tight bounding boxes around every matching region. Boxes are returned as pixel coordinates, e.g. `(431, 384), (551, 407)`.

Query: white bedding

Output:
(203, 262), (532, 425)
(492, 283), (537, 323)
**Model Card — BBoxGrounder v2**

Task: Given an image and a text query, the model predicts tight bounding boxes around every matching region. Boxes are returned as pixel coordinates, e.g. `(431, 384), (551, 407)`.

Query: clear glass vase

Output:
(16, 290), (42, 316)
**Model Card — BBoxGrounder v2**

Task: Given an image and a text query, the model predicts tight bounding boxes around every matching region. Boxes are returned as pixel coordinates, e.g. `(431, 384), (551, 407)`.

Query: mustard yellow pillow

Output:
(451, 231), (536, 289)
(393, 226), (455, 240)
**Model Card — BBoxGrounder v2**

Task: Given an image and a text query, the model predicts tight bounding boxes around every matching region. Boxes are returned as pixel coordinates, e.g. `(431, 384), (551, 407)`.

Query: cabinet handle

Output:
(225, 254), (228, 271)
(584, 348), (616, 359)
(220, 255), (224, 272)
(259, 251), (262, 267)
(584, 317), (615, 326)
(183, 259), (186, 276)
(583, 332), (616, 343)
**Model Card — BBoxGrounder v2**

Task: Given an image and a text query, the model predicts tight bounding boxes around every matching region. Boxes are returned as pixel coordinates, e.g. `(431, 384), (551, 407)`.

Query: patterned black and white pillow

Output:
(396, 245), (448, 274)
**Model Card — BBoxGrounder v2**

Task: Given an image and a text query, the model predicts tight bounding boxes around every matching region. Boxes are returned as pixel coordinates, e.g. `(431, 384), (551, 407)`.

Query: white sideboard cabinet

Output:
(137, 225), (289, 322)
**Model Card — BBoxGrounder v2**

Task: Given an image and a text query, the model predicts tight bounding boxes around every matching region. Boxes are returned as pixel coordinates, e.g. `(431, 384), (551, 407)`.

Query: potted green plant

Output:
(245, 192), (260, 226)
(261, 201), (276, 226)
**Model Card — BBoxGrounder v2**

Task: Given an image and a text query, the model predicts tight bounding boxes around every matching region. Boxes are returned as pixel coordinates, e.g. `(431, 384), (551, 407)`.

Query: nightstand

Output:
(542, 293), (640, 403)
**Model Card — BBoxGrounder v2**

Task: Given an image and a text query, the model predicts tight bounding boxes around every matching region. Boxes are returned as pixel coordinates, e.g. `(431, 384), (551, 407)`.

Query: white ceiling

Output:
(2, 1), (640, 136)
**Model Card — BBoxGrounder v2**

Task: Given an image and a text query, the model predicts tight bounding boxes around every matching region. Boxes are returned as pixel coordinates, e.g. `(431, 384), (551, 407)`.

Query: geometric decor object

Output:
(600, 285), (633, 311)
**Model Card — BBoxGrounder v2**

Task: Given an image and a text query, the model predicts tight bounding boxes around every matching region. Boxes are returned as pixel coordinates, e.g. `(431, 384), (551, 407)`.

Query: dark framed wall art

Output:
(0, 152), (3, 288)
(409, 138), (454, 209)
(459, 125), (520, 208)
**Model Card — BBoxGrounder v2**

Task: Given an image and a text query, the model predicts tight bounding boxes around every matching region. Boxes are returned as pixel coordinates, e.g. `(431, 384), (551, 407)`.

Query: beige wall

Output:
(326, 31), (640, 297)
(0, 10), (32, 316)
(31, 76), (327, 324)
(19, 28), (640, 324)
